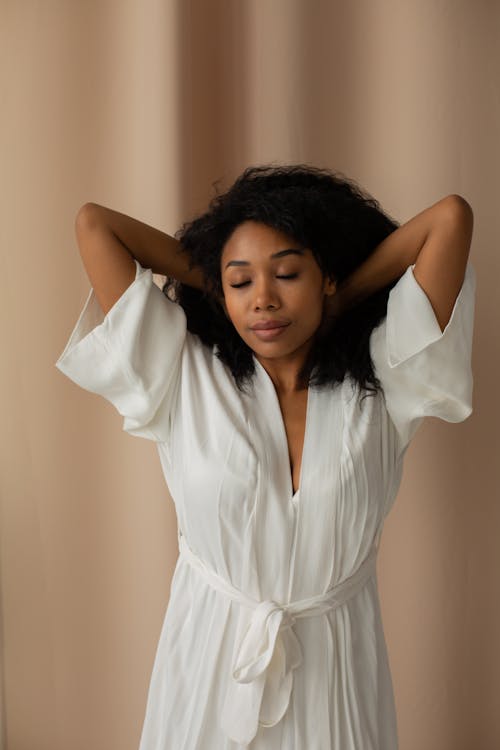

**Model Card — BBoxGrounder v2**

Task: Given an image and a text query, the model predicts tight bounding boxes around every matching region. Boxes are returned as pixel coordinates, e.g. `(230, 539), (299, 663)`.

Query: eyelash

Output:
(229, 274), (298, 289)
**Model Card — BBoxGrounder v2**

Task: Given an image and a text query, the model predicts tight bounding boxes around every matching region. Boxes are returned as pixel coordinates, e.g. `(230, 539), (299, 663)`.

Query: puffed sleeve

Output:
(54, 258), (187, 443)
(369, 258), (476, 451)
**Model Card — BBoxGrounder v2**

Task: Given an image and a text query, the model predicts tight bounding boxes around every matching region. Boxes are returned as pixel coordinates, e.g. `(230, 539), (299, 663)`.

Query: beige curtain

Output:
(1, 1), (497, 748)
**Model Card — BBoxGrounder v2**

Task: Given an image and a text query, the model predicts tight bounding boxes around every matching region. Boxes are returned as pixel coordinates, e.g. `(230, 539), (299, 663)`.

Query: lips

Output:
(250, 320), (290, 330)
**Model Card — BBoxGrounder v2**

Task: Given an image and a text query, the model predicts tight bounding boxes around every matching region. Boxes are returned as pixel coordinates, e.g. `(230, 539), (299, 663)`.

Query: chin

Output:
(252, 343), (302, 360)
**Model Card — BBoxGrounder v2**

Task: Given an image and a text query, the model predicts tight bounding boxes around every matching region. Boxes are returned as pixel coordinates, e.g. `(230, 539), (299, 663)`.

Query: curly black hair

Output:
(163, 163), (402, 400)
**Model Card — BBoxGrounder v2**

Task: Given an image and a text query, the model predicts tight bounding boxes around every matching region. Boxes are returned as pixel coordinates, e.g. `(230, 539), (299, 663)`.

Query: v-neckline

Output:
(253, 356), (311, 501)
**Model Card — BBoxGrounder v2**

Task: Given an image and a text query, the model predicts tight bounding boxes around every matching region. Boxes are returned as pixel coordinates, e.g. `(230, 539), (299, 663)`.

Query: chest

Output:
(276, 390), (308, 495)
(169, 343), (395, 514)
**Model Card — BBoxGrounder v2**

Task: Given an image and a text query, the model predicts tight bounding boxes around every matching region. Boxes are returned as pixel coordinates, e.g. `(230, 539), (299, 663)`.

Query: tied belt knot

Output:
(177, 530), (378, 745)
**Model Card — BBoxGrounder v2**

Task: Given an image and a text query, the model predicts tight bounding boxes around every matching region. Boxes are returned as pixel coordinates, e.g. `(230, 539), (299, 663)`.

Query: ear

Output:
(323, 274), (337, 296)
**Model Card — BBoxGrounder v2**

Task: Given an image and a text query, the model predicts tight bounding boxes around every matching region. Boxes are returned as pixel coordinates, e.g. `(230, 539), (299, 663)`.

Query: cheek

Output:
(302, 302), (327, 337)
(296, 285), (324, 318)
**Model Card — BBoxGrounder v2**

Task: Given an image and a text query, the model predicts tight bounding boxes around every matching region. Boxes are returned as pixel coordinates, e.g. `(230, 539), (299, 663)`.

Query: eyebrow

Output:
(224, 248), (306, 270)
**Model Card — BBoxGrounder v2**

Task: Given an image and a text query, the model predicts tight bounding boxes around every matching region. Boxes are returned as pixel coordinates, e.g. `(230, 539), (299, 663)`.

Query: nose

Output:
(253, 277), (280, 311)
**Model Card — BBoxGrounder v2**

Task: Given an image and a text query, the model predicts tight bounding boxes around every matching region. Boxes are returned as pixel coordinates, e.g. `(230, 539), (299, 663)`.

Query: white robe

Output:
(55, 256), (476, 749)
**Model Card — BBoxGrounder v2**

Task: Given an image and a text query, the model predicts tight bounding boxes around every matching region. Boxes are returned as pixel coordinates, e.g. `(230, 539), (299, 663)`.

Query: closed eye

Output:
(230, 274), (298, 289)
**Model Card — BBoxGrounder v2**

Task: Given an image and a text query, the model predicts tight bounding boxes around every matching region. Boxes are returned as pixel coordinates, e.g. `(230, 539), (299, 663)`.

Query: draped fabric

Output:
(53, 257), (476, 748)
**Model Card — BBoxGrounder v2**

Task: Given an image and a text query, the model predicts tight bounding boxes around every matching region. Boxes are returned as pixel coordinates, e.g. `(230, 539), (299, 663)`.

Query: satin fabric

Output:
(55, 257), (475, 749)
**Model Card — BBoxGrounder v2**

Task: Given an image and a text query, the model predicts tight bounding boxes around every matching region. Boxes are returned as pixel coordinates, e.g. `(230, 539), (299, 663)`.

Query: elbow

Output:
(442, 195), (474, 247)
(446, 194), (474, 217)
(75, 203), (104, 234)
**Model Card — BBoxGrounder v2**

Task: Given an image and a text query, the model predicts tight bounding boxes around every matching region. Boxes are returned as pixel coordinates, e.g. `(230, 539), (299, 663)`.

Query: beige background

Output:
(0, 1), (498, 748)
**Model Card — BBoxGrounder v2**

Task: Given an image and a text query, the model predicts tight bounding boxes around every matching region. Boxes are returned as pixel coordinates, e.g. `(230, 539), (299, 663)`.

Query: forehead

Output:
(221, 220), (307, 264)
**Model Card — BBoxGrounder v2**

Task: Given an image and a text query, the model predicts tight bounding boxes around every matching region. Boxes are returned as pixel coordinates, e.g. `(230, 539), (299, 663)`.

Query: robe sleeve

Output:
(369, 258), (476, 451)
(54, 258), (187, 444)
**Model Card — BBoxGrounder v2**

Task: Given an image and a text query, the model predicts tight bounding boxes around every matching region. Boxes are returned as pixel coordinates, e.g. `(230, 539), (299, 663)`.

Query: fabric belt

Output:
(177, 529), (378, 745)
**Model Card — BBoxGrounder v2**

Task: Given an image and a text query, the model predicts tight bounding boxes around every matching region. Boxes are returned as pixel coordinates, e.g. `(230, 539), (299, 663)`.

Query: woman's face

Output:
(220, 220), (336, 366)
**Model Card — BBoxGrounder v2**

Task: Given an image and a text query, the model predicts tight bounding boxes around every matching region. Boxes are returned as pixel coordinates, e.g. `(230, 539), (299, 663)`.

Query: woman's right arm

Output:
(75, 202), (205, 316)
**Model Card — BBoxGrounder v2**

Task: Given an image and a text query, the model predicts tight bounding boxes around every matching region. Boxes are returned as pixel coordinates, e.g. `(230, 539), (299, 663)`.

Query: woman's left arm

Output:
(333, 195), (474, 331)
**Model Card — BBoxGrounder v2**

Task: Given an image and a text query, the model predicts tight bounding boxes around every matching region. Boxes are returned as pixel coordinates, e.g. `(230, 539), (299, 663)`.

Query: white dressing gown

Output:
(55, 256), (476, 749)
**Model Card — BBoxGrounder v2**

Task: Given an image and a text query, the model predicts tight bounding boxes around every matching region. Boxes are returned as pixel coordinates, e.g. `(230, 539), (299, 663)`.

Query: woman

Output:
(55, 165), (476, 749)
